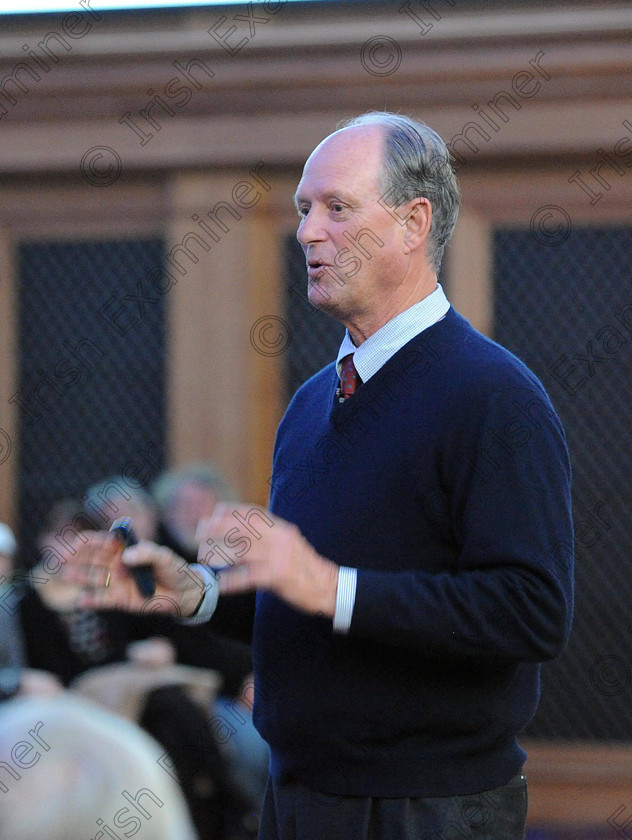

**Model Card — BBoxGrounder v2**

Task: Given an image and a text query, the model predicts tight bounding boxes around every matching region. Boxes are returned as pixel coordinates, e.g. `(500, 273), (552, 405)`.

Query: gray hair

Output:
(341, 111), (461, 272)
(82, 475), (158, 536)
(151, 462), (237, 513)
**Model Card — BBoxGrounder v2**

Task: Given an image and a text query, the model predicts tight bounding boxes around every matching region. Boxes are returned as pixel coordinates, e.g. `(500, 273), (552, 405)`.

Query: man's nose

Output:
(297, 209), (327, 246)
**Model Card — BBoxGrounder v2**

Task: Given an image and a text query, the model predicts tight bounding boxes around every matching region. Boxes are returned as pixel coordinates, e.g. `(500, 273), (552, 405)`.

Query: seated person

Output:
(152, 463), (269, 815)
(20, 499), (134, 682)
(0, 521), (63, 700)
(152, 461), (237, 563)
(21, 490), (255, 840)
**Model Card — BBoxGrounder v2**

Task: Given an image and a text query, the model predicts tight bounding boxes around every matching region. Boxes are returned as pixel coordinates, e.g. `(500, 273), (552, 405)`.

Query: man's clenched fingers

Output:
(61, 531), (119, 586)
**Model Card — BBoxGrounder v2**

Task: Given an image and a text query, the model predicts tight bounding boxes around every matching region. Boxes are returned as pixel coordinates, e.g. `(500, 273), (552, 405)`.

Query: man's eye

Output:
(298, 207), (309, 217)
(331, 204), (344, 213)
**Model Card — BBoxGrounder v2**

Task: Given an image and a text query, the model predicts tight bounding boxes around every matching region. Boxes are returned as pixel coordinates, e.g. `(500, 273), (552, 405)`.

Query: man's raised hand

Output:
(62, 531), (209, 618)
(196, 503), (339, 618)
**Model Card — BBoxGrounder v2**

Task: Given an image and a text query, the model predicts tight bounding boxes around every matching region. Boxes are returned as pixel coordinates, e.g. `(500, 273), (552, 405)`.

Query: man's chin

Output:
(307, 282), (337, 312)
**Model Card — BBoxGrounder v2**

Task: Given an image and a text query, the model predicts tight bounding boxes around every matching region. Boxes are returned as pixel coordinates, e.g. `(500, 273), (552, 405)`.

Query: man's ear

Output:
(402, 197), (432, 254)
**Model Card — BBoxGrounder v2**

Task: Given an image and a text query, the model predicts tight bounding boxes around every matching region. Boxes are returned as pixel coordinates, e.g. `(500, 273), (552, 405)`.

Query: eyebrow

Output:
(293, 190), (354, 208)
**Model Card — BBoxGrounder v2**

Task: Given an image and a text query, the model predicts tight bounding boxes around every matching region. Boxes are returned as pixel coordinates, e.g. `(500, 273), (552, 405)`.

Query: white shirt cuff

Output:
(179, 564), (219, 625)
(332, 566), (357, 633)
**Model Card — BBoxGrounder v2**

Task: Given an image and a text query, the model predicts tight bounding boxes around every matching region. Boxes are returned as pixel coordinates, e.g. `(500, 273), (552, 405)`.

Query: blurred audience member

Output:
(153, 462), (237, 560)
(21, 499), (130, 682)
(0, 522), (63, 701)
(0, 522), (17, 573)
(0, 694), (197, 840)
(0, 522), (22, 699)
(152, 463), (269, 818)
(83, 475), (159, 540)
(24, 488), (256, 839)
(77, 477), (254, 692)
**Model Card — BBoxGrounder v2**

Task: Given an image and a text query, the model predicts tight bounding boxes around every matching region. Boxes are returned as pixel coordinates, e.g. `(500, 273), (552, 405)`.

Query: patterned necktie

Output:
(338, 354), (362, 402)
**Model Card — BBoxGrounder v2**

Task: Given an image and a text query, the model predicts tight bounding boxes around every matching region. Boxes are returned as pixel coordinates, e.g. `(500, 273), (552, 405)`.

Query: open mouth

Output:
(307, 259), (328, 276)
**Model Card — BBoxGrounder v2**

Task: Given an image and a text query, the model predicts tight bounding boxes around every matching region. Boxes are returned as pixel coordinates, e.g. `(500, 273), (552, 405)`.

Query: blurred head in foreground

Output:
(0, 694), (197, 840)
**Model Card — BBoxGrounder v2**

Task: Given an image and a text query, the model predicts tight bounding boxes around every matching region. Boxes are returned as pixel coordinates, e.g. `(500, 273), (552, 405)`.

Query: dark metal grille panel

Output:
(494, 227), (632, 740)
(283, 235), (345, 402)
(17, 239), (166, 565)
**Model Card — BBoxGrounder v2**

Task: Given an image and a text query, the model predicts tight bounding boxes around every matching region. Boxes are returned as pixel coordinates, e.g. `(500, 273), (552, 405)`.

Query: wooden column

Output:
(524, 740), (632, 829)
(445, 205), (494, 337)
(165, 169), (286, 504)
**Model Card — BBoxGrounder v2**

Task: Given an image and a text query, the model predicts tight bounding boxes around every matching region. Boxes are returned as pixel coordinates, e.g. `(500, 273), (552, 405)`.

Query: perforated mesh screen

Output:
(494, 227), (632, 740)
(16, 239), (166, 565)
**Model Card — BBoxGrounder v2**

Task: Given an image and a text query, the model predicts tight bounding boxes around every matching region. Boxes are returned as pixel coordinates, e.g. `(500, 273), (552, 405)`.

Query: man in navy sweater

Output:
(70, 112), (573, 840)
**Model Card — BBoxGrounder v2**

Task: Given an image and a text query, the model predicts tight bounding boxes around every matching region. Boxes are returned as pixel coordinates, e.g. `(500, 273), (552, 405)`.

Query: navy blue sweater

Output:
(254, 307), (573, 797)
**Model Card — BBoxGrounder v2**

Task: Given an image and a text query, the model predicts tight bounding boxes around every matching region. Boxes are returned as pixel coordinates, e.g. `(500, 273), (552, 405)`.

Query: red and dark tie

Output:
(338, 354), (362, 402)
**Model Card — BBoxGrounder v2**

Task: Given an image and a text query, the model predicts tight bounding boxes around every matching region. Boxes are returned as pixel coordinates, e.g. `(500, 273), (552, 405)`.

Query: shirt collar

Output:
(336, 284), (450, 382)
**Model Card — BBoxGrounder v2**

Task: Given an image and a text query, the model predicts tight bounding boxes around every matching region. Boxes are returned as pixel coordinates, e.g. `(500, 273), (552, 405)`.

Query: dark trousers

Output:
(258, 772), (527, 840)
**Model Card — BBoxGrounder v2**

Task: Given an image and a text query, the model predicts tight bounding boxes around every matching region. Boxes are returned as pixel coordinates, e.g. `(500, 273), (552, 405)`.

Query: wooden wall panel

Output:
(524, 741), (632, 829)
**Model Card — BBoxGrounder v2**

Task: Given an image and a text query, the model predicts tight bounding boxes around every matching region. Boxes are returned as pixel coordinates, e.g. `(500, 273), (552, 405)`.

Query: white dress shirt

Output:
(185, 285), (450, 628)
(332, 284), (450, 632)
